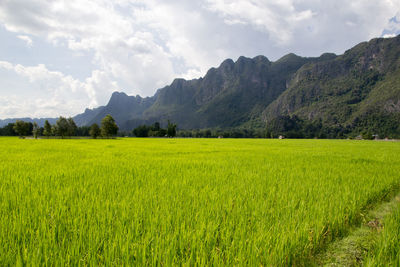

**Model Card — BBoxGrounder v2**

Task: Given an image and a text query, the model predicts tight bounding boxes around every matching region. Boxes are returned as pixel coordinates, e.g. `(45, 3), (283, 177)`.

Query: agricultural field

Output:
(0, 137), (400, 265)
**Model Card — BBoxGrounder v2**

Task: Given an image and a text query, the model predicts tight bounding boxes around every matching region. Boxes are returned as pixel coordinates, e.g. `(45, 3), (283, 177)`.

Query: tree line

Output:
(176, 128), (266, 138)
(264, 114), (400, 139)
(3, 113), (396, 139)
(132, 121), (177, 137)
(0, 117), (180, 138)
(0, 115), (119, 139)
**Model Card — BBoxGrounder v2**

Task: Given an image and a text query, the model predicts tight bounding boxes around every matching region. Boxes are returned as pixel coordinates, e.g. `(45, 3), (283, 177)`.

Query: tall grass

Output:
(0, 138), (399, 265)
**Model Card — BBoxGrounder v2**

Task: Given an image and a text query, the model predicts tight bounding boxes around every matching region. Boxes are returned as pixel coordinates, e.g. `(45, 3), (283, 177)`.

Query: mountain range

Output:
(1, 35), (400, 137)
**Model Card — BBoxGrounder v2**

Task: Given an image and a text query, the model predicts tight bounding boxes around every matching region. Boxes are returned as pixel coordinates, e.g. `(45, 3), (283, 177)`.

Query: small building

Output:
(278, 135), (285, 139)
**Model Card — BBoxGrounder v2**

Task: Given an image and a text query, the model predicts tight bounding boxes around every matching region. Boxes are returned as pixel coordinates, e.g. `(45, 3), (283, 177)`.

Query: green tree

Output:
(361, 131), (374, 140)
(167, 120), (177, 137)
(89, 123), (101, 139)
(13, 120), (29, 137)
(76, 126), (90, 136)
(153, 122), (160, 131)
(101, 115), (118, 138)
(0, 123), (17, 136)
(43, 120), (52, 138)
(67, 117), (77, 137)
(51, 125), (57, 136)
(56, 116), (69, 138)
(32, 122), (40, 139)
(133, 125), (150, 137)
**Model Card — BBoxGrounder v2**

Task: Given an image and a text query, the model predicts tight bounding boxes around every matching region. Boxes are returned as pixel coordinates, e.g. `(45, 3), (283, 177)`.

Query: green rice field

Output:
(0, 137), (400, 265)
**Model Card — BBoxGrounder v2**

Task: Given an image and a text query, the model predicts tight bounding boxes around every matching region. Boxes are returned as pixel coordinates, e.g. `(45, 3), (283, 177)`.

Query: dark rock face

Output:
(85, 92), (155, 127)
(142, 53), (311, 129)
(73, 106), (105, 126)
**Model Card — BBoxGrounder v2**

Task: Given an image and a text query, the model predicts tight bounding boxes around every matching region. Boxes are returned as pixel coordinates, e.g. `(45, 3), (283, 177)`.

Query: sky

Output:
(0, 0), (400, 119)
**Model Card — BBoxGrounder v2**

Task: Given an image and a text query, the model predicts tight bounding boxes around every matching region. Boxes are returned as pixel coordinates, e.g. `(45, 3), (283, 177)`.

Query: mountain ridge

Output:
(1, 35), (400, 137)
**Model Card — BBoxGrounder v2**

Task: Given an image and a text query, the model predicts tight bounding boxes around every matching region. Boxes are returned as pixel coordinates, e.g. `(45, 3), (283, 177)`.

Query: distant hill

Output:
(262, 36), (400, 137)
(0, 118), (57, 128)
(2, 35), (400, 137)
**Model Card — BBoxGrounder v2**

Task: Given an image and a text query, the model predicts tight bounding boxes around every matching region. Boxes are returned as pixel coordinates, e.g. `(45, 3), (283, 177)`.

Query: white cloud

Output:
(16, 35), (33, 47)
(204, 0), (400, 49)
(0, 0), (176, 97)
(382, 12), (400, 37)
(204, 0), (315, 44)
(131, 1), (221, 78)
(383, 33), (397, 38)
(0, 61), (118, 118)
(0, 61), (13, 70)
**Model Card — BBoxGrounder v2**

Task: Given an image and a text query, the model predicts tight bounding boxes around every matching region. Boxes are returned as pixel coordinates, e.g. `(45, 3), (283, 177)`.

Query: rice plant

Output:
(0, 138), (399, 265)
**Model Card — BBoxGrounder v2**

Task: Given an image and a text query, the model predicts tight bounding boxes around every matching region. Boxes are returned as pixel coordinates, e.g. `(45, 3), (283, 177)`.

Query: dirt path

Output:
(313, 192), (400, 266)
